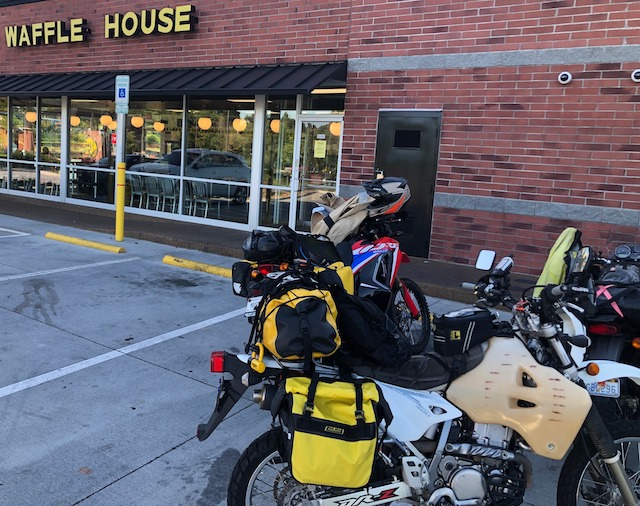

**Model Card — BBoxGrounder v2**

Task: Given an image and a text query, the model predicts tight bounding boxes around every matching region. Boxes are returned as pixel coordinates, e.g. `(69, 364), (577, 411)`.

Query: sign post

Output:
(114, 75), (129, 242)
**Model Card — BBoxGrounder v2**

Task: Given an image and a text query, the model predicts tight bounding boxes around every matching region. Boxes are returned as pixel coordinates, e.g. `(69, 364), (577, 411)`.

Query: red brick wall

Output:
(433, 207), (640, 276)
(0, 1), (351, 71)
(347, 0), (640, 57)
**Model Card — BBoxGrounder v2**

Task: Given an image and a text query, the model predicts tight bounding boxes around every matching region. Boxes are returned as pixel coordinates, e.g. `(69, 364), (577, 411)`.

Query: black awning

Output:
(0, 62), (346, 98)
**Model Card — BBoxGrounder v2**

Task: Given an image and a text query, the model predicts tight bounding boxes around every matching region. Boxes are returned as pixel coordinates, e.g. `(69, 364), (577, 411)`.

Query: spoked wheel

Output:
(228, 428), (326, 505)
(389, 278), (430, 354)
(557, 421), (640, 505)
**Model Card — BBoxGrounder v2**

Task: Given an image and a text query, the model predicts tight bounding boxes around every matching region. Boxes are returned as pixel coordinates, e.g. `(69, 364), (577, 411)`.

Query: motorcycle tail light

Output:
(588, 323), (620, 336)
(210, 351), (225, 373)
(632, 338), (640, 350)
(258, 265), (274, 276)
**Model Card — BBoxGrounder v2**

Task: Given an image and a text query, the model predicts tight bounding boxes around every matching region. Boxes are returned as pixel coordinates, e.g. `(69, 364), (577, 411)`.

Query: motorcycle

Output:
(565, 243), (640, 420)
(199, 257), (640, 505)
(464, 247), (640, 423)
(238, 178), (430, 354)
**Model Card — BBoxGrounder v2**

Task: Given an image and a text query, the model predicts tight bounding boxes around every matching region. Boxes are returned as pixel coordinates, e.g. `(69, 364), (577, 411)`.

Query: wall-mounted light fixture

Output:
(557, 71), (573, 85)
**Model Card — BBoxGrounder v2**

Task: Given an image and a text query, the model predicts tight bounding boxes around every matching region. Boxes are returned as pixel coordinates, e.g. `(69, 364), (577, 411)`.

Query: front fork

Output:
(584, 405), (640, 505)
(396, 279), (420, 318)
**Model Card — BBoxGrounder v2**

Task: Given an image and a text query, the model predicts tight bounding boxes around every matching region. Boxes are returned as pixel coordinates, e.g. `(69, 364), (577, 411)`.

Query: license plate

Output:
(245, 296), (262, 317)
(586, 379), (621, 398)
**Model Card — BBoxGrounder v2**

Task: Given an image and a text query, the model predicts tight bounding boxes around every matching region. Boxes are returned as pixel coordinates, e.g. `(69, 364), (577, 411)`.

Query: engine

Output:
(429, 424), (529, 506)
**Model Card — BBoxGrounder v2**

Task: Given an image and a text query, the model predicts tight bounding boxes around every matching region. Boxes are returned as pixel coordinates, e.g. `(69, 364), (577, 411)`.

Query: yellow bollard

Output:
(115, 161), (126, 242)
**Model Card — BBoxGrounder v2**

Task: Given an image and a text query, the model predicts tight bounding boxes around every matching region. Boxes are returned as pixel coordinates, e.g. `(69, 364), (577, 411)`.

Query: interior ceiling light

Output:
(130, 116), (144, 128)
(100, 114), (113, 126)
(270, 119), (280, 133)
(311, 88), (347, 95)
(70, 115), (81, 127)
(153, 121), (165, 132)
(25, 111), (37, 122)
(198, 117), (212, 130)
(232, 118), (247, 132)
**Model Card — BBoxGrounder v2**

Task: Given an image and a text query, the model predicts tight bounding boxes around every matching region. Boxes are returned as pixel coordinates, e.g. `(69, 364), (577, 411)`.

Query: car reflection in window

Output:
(129, 148), (250, 205)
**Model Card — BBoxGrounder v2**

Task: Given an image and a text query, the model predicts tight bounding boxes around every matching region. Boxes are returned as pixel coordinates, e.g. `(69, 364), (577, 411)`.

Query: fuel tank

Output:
(446, 336), (592, 460)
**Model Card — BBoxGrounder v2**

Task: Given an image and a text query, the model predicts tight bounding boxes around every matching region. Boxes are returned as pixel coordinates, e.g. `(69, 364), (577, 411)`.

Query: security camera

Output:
(632, 69), (640, 83)
(558, 71), (573, 85)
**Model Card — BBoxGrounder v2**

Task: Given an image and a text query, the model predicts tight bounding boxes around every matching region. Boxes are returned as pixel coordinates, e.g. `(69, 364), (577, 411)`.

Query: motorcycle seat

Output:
(351, 346), (484, 390)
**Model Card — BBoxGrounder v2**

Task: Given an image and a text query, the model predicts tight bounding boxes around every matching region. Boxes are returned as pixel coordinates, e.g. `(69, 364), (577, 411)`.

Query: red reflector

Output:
(588, 323), (620, 336)
(259, 266), (271, 275)
(210, 351), (225, 373)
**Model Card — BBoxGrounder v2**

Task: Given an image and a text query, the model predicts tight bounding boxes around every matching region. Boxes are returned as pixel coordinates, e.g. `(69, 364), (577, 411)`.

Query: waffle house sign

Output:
(5, 4), (196, 47)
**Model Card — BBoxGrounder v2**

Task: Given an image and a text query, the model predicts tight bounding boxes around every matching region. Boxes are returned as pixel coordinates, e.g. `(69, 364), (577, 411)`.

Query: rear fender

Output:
(196, 353), (253, 441)
(578, 360), (640, 388)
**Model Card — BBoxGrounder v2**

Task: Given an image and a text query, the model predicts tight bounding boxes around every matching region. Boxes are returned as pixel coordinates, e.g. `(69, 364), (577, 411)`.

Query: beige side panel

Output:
(446, 337), (592, 460)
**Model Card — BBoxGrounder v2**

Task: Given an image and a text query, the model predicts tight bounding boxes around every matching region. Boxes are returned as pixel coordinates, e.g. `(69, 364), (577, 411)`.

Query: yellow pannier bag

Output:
(279, 375), (392, 488)
(260, 287), (341, 362)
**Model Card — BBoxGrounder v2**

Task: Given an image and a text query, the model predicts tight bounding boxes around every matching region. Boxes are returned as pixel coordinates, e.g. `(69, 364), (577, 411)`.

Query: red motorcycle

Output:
(349, 212), (430, 353)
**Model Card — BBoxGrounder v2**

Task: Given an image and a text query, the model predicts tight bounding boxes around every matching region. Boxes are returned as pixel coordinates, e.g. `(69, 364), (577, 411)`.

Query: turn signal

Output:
(279, 262), (290, 271)
(250, 269), (261, 279)
(586, 362), (600, 376)
(210, 351), (225, 373)
(632, 338), (640, 350)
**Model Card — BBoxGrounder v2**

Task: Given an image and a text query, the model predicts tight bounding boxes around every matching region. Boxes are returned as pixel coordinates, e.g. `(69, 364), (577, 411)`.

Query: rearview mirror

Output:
(475, 250), (496, 271)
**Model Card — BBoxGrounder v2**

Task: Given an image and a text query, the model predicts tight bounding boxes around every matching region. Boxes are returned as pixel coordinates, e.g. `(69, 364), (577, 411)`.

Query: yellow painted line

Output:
(45, 232), (126, 254)
(162, 255), (232, 278)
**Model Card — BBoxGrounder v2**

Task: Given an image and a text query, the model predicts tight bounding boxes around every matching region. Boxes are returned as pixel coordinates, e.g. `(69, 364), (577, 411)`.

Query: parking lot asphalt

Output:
(0, 194), (538, 305)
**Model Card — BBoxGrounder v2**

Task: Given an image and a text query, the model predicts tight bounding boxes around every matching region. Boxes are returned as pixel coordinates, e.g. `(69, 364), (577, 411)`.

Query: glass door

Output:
(292, 115), (343, 231)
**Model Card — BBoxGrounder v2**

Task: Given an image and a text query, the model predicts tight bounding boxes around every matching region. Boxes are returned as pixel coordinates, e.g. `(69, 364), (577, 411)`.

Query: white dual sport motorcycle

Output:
(198, 253), (640, 506)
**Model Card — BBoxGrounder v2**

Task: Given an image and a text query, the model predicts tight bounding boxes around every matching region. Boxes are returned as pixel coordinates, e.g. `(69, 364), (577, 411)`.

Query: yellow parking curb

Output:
(162, 255), (232, 278)
(45, 232), (126, 254)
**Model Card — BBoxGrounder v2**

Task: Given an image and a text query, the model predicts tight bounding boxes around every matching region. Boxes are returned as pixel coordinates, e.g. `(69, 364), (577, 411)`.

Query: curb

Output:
(162, 255), (232, 278)
(45, 232), (126, 254)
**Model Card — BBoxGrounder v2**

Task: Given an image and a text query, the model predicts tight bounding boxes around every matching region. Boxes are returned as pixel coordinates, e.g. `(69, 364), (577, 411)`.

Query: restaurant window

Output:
(39, 98), (61, 196)
(183, 98), (254, 224)
(0, 97), (7, 190)
(126, 100), (183, 214)
(68, 99), (115, 203)
(259, 97), (296, 227)
(9, 97), (37, 194)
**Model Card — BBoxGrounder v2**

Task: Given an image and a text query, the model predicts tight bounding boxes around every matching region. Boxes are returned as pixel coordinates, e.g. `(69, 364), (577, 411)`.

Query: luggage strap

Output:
(596, 284), (625, 318)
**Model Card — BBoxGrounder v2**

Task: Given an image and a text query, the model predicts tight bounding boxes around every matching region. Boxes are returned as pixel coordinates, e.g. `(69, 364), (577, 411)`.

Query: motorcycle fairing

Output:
(351, 238), (401, 296)
(375, 381), (462, 441)
(446, 336), (592, 460)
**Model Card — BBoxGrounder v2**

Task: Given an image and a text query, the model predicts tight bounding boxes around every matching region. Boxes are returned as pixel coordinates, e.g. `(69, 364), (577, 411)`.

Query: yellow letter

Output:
(4, 25), (18, 47)
(121, 12), (139, 37)
(174, 5), (194, 33)
(56, 21), (69, 43)
(104, 14), (119, 39)
(140, 9), (157, 35)
(18, 25), (31, 46)
(156, 7), (174, 34)
(43, 21), (56, 44)
(31, 23), (43, 45)
(69, 18), (85, 42)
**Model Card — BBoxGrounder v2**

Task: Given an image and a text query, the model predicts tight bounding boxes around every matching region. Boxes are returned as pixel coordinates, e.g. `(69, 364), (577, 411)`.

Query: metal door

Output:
(374, 110), (441, 257)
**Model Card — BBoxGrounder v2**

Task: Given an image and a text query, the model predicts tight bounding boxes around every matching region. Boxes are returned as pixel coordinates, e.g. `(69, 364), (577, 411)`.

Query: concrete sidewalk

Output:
(0, 193), (538, 304)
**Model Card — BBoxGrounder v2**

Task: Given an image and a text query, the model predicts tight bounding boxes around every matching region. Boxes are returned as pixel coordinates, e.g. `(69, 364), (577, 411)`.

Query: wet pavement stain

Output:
(197, 448), (240, 505)
(15, 279), (59, 324)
